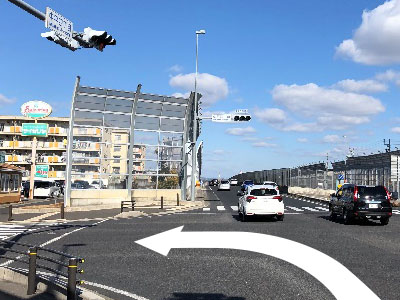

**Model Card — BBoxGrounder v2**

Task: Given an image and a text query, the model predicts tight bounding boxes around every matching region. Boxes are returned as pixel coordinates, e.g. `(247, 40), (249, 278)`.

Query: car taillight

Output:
(246, 196), (256, 202)
(273, 195), (283, 202)
(353, 186), (359, 202)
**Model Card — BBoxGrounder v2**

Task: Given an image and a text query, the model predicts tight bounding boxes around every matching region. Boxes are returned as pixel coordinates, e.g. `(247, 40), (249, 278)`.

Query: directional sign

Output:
(45, 7), (73, 44)
(22, 123), (48, 137)
(35, 165), (49, 178)
(235, 109), (248, 114)
(211, 114), (232, 123)
(136, 226), (380, 300)
(337, 174), (344, 180)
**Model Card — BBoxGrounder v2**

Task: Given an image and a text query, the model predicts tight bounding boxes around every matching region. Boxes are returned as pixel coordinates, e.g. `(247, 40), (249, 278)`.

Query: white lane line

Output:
(230, 206), (238, 211)
(203, 208), (210, 211)
(302, 207), (320, 212)
(286, 206), (304, 212)
(216, 206), (226, 211)
(285, 213), (302, 215)
(315, 206), (329, 211)
(392, 210), (400, 214)
(83, 280), (150, 300)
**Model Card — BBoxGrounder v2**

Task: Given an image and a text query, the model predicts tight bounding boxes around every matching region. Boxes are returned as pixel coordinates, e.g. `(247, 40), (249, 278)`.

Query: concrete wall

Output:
(289, 186), (335, 201)
(69, 189), (182, 207)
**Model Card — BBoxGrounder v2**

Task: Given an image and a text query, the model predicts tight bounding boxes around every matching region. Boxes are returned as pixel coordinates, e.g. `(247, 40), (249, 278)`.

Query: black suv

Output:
(329, 184), (392, 225)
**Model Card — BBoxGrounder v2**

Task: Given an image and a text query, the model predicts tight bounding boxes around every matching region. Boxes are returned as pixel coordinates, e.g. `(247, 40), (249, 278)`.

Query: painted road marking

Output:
(315, 207), (329, 211)
(203, 208), (210, 211)
(302, 207), (320, 212)
(392, 210), (400, 214)
(0, 225), (31, 240)
(230, 206), (238, 211)
(217, 206), (226, 211)
(286, 206), (304, 212)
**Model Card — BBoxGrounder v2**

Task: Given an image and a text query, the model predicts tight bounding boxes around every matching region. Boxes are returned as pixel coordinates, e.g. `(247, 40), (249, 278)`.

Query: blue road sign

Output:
(338, 174), (344, 180)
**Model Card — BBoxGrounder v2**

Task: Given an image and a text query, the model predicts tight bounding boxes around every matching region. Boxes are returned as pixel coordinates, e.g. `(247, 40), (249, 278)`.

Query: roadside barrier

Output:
(0, 240), (84, 300)
(8, 205), (13, 221)
(121, 200), (135, 213)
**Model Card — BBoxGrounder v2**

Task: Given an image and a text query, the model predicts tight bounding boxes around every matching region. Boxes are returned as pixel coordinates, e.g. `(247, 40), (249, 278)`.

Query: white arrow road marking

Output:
(136, 226), (380, 300)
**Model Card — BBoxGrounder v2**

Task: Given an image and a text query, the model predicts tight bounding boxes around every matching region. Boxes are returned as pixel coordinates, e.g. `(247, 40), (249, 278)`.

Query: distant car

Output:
(241, 180), (254, 191)
(209, 179), (219, 186)
(230, 178), (238, 186)
(329, 184), (392, 225)
(218, 180), (231, 191)
(262, 181), (279, 192)
(238, 184), (284, 221)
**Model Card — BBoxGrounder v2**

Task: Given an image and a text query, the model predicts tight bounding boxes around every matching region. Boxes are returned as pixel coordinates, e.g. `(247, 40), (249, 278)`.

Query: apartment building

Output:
(0, 116), (146, 183)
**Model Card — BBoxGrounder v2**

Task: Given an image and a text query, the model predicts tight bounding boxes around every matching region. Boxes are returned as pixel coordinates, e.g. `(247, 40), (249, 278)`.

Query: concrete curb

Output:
(0, 266), (113, 300)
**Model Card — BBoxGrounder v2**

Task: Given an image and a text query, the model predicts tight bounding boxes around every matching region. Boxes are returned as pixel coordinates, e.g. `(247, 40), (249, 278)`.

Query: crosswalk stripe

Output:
(315, 206), (329, 211)
(302, 207), (320, 212)
(392, 210), (400, 214)
(216, 206), (226, 211)
(203, 208), (210, 211)
(286, 206), (304, 212)
(0, 225), (30, 240)
(230, 206), (238, 211)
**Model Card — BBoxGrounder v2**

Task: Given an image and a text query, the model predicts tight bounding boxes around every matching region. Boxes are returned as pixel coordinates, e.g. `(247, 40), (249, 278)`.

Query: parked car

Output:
(218, 180), (231, 191)
(238, 184), (284, 221)
(329, 184), (392, 225)
(241, 180), (254, 191)
(71, 180), (92, 189)
(209, 179), (219, 186)
(230, 178), (239, 186)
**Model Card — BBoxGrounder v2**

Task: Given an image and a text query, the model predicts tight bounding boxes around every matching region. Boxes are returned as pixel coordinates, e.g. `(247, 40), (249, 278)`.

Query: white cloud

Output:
(0, 94), (16, 106)
(376, 69), (400, 81)
(168, 64), (183, 73)
(335, 0), (400, 65)
(213, 149), (226, 155)
(225, 126), (256, 136)
(270, 83), (384, 131)
(322, 135), (342, 143)
(391, 127), (400, 133)
(169, 73), (229, 106)
(297, 138), (308, 143)
(254, 108), (286, 124)
(333, 79), (387, 93)
(252, 142), (277, 148)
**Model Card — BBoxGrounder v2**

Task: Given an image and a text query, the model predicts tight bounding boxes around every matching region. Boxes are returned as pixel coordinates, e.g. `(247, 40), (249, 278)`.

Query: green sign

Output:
(35, 165), (49, 178)
(22, 123), (49, 137)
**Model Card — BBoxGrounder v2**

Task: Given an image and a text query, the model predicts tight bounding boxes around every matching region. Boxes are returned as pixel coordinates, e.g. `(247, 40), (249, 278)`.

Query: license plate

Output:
(369, 204), (378, 209)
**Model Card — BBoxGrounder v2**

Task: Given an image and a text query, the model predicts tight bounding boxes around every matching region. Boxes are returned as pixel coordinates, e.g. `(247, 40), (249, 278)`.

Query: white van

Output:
(33, 179), (60, 198)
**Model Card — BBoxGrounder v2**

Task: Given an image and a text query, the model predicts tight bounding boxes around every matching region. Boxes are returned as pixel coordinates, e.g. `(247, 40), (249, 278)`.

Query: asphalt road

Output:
(4, 186), (400, 300)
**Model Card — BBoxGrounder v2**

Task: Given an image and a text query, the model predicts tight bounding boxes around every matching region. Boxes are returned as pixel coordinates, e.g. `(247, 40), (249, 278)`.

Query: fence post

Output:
(61, 204), (65, 219)
(121, 202), (123, 213)
(27, 246), (37, 295)
(8, 205), (13, 221)
(177, 193), (180, 206)
(67, 258), (78, 300)
(161, 196), (164, 209)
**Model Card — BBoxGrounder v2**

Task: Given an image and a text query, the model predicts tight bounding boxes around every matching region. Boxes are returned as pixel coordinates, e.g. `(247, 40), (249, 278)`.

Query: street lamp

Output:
(191, 29), (206, 201)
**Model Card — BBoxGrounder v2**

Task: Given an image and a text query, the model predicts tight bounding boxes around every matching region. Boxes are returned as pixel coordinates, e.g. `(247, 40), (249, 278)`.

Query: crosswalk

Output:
(201, 205), (329, 213)
(0, 224), (31, 240)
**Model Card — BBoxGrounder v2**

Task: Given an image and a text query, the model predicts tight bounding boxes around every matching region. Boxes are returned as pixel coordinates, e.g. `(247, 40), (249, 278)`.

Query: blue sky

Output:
(2, 0), (400, 178)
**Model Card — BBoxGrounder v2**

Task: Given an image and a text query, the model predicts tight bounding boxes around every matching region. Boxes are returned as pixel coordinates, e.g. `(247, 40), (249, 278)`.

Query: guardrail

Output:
(0, 240), (84, 300)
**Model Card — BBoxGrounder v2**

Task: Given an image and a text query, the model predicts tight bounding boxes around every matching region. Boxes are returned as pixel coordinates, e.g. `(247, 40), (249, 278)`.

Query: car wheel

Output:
(343, 209), (352, 225)
(329, 206), (337, 220)
(380, 217), (389, 225)
(276, 214), (284, 221)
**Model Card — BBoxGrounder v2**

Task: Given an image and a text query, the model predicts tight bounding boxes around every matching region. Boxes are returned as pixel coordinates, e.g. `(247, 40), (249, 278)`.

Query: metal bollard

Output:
(27, 247), (37, 295)
(121, 202), (124, 213)
(61, 204), (65, 219)
(8, 205), (13, 221)
(67, 258), (78, 300)
(177, 193), (180, 206)
(161, 196), (164, 209)
(131, 201), (134, 211)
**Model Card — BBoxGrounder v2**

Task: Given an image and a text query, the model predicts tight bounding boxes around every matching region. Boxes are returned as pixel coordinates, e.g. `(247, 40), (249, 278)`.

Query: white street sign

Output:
(136, 226), (380, 300)
(45, 7), (73, 44)
(211, 114), (232, 122)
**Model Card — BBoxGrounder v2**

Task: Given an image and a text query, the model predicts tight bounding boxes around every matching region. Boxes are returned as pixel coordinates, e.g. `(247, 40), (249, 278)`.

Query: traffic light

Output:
(233, 114), (251, 121)
(80, 27), (116, 51)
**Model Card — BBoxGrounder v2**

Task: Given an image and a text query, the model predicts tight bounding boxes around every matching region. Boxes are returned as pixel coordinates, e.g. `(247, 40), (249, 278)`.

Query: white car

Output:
(230, 178), (238, 186)
(218, 180), (231, 191)
(238, 184), (284, 221)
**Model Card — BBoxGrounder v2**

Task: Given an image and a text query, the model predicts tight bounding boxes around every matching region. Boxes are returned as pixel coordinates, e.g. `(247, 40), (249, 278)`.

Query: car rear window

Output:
(250, 188), (277, 196)
(357, 186), (387, 198)
(244, 180), (253, 184)
(221, 180), (229, 184)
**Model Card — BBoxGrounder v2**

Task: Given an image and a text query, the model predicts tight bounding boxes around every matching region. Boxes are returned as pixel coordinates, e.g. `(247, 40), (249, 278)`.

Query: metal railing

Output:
(0, 240), (84, 300)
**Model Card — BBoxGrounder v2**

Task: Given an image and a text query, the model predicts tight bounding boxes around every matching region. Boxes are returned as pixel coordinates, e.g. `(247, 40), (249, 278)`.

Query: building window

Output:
(112, 167), (120, 174)
(113, 155), (121, 163)
(1, 174), (10, 192)
(114, 145), (121, 152)
(115, 135), (121, 142)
